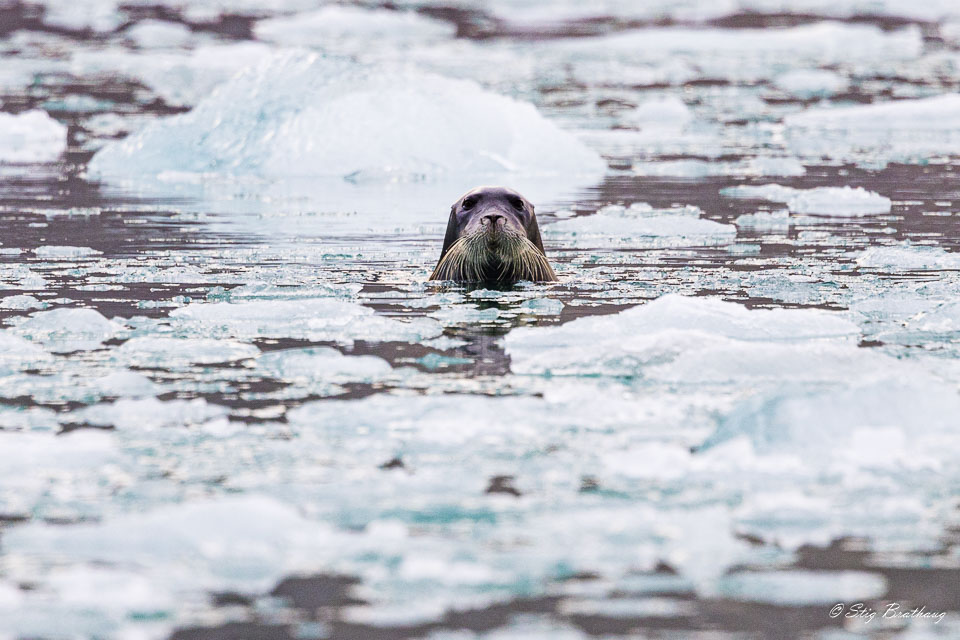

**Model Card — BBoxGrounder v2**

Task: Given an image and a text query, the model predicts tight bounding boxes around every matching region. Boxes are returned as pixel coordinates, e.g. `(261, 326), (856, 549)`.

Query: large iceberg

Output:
(88, 51), (606, 190)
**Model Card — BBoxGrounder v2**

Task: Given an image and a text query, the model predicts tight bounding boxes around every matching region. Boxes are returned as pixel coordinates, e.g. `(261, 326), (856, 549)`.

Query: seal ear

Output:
(438, 205), (459, 260)
(526, 205), (547, 255)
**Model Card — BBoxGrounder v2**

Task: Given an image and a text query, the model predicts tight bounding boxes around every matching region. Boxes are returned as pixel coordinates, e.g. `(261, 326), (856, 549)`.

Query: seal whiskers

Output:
(429, 186), (557, 284)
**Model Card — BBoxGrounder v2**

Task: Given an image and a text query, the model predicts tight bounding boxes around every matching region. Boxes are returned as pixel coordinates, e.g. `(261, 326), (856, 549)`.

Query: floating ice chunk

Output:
(703, 379), (960, 455)
(788, 187), (891, 216)
(254, 6), (455, 49)
(170, 298), (442, 344)
(45, 566), (177, 620)
(429, 306), (503, 325)
(0, 331), (52, 370)
(256, 347), (392, 383)
(0, 406), (59, 431)
(717, 570), (886, 606)
(71, 397), (228, 429)
(37, 0), (122, 32)
(4, 495), (334, 592)
(627, 96), (692, 129)
(122, 19), (194, 49)
(222, 282), (363, 301)
(784, 94), (960, 164)
(720, 184), (891, 216)
(540, 22), (921, 82)
(646, 340), (903, 385)
(943, 21), (960, 46)
(0, 110), (67, 163)
(905, 301), (960, 334)
(0, 431), (116, 516)
(71, 43), (275, 108)
(545, 204), (736, 248)
(93, 370), (158, 397)
(88, 50), (605, 184)
(773, 69), (848, 98)
(0, 295), (46, 310)
(855, 245), (960, 271)
(734, 210), (790, 230)
(505, 295), (859, 377)
(518, 298), (564, 315)
(16, 308), (121, 351)
(633, 157), (805, 178)
(117, 336), (260, 367)
(786, 93), (960, 132)
(33, 245), (102, 259)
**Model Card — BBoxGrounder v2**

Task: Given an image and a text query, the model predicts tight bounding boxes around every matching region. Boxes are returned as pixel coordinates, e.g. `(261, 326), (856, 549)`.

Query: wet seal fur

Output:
(429, 186), (557, 284)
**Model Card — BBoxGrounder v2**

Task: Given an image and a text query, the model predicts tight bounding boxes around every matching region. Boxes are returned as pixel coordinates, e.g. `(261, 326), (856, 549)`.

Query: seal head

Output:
(429, 186), (557, 284)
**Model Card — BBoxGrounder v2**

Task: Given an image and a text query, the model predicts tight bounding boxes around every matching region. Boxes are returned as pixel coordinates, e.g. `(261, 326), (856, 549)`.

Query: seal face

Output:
(429, 186), (557, 284)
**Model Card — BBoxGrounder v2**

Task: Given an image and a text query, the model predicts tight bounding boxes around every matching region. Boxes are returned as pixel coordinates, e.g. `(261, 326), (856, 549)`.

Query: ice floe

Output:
(254, 6), (455, 50)
(626, 96), (692, 129)
(633, 157), (805, 178)
(720, 184), (892, 216)
(70, 397), (228, 429)
(704, 379), (960, 458)
(170, 298), (443, 344)
(855, 245), (960, 271)
(33, 245), (103, 259)
(256, 347), (393, 384)
(117, 336), (260, 367)
(14, 308), (121, 352)
(537, 22), (921, 83)
(505, 294), (860, 377)
(773, 69), (849, 98)
(122, 19), (195, 49)
(0, 295), (47, 310)
(545, 203), (736, 247)
(0, 110), (67, 163)
(88, 50), (606, 196)
(785, 94), (960, 165)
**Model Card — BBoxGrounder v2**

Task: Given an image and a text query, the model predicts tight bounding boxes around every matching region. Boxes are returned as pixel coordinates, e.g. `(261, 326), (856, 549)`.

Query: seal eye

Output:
(461, 196), (479, 211)
(507, 196), (525, 212)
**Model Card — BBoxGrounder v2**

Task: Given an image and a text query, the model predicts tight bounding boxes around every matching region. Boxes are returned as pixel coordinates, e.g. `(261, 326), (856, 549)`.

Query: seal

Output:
(429, 186), (557, 284)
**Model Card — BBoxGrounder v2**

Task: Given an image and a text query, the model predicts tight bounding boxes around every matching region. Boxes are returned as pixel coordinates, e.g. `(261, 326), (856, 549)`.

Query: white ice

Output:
(254, 6), (455, 50)
(88, 50), (606, 199)
(71, 397), (228, 429)
(0, 111), (67, 163)
(122, 19), (195, 49)
(633, 158), (805, 178)
(772, 69), (849, 98)
(505, 294), (860, 377)
(170, 298), (443, 344)
(785, 94), (960, 165)
(33, 246), (102, 259)
(545, 203), (736, 248)
(855, 244), (960, 271)
(14, 308), (121, 352)
(117, 336), (259, 368)
(720, 184), (892, 216)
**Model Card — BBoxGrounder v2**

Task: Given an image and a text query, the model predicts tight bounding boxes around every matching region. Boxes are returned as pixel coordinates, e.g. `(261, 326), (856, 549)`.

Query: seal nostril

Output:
(483, 214), (505, 226)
